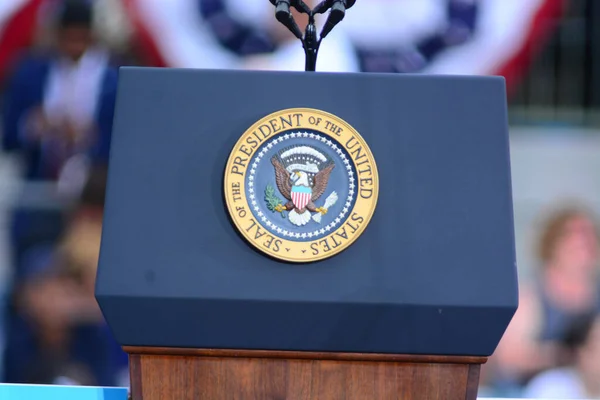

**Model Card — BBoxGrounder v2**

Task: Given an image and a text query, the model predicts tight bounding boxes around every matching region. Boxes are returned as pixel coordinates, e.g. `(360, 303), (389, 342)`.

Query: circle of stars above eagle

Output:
(248, 131), (356, 240)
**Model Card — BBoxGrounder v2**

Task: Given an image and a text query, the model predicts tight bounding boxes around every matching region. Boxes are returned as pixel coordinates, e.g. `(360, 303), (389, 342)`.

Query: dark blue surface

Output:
(96, 68), (517, 356)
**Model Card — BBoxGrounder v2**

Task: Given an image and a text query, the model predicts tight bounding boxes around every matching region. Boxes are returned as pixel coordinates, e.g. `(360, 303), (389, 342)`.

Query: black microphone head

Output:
(271, 0), (303, 8)
(329, 1), (345, 23)
(273, 0), (292, 19)
(269, 0), (294, 6)
(312, 0), (333, 14)
(345, 0), (356, 8)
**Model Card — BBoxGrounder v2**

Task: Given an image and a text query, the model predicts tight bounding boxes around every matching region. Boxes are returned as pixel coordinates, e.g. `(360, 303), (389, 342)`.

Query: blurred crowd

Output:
(1, 0), (124, 387)
(0, 0), (597, 398)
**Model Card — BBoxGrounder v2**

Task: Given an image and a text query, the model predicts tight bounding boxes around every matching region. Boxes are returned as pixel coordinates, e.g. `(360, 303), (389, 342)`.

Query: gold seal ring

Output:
(224, 108), (378, 263)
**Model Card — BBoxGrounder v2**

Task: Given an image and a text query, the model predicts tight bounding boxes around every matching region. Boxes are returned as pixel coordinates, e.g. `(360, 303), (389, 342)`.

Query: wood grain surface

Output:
(127, 347), (486, 400)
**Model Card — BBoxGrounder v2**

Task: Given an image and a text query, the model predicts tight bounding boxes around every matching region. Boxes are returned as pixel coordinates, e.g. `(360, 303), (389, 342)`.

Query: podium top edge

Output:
(122, 346), (488, 364)
(116, 66), (506, 83)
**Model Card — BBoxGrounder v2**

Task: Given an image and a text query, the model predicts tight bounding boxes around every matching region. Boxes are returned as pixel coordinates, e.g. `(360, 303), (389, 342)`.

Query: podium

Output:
(96, 68), (518, 400)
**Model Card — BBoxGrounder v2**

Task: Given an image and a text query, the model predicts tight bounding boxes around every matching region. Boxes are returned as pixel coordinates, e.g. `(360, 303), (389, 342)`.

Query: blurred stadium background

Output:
(0, 0), (599, 398)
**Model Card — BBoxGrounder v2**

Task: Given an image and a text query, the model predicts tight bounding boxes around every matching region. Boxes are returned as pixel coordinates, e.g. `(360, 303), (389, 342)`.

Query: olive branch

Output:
(265, 185), (286, 218)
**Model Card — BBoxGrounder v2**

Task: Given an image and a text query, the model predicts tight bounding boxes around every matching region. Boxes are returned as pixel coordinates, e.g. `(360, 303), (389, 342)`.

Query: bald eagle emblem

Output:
(268, 145), (338, 226)
(225, 109), (379, 263)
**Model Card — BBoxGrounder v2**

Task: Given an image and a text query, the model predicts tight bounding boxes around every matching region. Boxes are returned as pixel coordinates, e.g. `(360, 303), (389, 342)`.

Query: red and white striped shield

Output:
(291, 187), (312, 210)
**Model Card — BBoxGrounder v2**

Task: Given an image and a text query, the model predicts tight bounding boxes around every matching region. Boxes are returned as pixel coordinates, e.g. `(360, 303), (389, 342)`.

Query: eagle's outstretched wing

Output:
(311, 163), (335, 202)
(271, 157), (292, 200)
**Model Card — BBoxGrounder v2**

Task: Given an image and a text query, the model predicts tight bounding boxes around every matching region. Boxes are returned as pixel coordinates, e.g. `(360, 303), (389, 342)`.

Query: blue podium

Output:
(96, 68), (518, 400)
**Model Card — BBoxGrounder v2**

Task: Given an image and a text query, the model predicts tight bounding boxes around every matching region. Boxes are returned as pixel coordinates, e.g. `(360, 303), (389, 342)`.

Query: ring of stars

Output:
(247, 131), (356, 239)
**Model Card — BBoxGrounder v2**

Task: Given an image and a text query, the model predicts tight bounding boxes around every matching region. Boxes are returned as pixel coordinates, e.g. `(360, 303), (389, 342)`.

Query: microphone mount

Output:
(269, 0), (354, 71)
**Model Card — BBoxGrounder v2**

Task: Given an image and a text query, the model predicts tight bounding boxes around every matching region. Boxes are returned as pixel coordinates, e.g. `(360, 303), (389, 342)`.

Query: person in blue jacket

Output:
(2, 0), (118, 276)
(3, 0), (117, 178)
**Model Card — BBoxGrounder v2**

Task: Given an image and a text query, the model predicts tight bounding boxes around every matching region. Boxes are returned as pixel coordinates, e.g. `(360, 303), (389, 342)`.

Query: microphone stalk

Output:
(269, 0), (355, 71)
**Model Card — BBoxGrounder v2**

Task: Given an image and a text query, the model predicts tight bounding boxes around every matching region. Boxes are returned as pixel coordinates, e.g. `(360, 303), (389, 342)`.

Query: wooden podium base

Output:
(125, 347), (485, 400)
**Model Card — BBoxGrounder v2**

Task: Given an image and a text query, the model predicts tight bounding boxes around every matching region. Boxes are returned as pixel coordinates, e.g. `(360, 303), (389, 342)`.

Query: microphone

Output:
(269, 0), (303, 39)
(267, 0), (356, 71)
(293, 0), (312, 14)
(313, 0), (355, 15)
(314, 0), (356, 38)
(269, 0), (311, 16)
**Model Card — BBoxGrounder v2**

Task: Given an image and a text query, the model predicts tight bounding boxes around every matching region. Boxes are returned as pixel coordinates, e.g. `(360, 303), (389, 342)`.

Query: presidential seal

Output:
(224, 108), (378, 262)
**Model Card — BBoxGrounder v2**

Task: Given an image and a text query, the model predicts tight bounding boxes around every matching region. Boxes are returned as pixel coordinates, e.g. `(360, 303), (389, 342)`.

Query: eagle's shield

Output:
(291, 186), (312, 210)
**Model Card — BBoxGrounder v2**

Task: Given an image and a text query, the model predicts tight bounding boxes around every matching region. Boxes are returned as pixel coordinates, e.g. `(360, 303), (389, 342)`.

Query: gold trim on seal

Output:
(224, 108), (379, 262)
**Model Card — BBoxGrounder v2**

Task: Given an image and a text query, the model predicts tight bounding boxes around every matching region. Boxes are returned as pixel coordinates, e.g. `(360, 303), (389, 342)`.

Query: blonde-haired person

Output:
(488, 205), (600, 393)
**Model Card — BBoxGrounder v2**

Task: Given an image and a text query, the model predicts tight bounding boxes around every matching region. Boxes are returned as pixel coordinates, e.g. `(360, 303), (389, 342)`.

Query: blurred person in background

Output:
(2, 0), (117, 277)
(0, 1), (122, 384)
(534, 207), (600, 342)
(3, 165), (128, 386)
(522, 313), (600, 399)
(488, 206), (600, 395)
